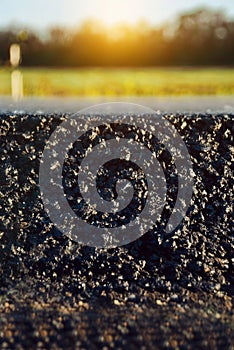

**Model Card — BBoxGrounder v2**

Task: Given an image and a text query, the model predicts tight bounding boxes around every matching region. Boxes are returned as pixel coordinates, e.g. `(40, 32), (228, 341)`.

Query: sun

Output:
(93, 0), (143, 26)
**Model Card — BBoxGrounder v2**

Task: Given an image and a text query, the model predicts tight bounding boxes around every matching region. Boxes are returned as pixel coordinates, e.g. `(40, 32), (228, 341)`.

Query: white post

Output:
(10, 44), (24, 101)
(10, 44), (21, 67)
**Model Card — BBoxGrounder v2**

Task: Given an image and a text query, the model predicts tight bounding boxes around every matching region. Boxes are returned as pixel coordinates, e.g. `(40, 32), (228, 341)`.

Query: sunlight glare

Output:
(93, 0), (143, 26)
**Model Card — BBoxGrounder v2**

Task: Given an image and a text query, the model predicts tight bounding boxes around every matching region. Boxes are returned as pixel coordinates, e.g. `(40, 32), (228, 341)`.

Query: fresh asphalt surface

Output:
(0, 96), (233, 349)
(0, 95), (234, 113)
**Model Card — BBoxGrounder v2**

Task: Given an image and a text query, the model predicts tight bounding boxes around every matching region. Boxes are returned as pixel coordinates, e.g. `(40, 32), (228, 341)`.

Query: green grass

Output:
(1, 67), (234, 96)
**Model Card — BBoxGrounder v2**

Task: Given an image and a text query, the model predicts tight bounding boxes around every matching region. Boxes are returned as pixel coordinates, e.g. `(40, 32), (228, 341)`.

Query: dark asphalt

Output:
(0, 109), (233, 350)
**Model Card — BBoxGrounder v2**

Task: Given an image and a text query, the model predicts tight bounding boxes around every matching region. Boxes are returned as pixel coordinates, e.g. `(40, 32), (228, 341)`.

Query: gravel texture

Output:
(0, 112), (233, 350)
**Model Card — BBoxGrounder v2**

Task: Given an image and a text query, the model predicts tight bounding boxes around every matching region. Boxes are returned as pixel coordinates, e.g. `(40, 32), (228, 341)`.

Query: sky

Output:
(1, 0), (234, 30)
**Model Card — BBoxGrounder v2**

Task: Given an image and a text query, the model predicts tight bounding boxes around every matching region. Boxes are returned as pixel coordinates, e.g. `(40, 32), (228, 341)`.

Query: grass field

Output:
(1, 67), (234, 96)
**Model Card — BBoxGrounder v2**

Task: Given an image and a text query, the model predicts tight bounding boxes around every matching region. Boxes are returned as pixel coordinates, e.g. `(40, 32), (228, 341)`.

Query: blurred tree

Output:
(0, 8), (234, 67)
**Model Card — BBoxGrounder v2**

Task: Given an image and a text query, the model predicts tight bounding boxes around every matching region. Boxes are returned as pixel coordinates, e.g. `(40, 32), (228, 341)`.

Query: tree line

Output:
(1, 8), (234, 67)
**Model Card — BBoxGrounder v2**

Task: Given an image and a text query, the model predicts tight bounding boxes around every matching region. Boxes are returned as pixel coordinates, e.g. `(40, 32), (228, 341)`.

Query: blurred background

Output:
(1, 0), (234, 97)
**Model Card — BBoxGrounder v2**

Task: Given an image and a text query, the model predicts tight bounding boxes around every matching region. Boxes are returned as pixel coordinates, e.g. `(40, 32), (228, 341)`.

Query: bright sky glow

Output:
(1, 0), (234, 30)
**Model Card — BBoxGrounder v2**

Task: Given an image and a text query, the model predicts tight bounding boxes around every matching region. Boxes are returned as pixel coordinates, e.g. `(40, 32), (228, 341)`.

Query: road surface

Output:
(0, 95), (234, 113)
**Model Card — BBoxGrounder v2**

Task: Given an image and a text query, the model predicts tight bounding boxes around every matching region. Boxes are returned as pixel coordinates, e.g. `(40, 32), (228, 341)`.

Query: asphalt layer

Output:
(0, 108), (233, 349)
(1, 95), (234, 114)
